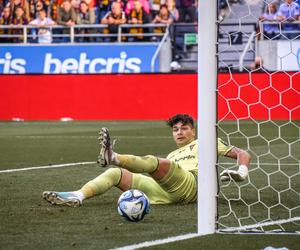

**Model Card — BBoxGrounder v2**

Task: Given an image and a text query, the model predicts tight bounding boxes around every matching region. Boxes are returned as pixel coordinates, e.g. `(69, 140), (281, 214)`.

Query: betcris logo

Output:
(43, 51), (141, 73)
(0, 52), (26, 73)
(0, 44), (159, 74)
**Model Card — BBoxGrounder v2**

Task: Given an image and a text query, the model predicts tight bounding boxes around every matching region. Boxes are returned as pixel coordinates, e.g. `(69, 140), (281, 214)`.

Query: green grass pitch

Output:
(0, 121), (299, 249)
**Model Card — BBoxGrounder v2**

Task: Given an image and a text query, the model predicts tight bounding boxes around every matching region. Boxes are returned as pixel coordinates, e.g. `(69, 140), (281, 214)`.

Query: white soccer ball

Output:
(117, 189), (150, 222)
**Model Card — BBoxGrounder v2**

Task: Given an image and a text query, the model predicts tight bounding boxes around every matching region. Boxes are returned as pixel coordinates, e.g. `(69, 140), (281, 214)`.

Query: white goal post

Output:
(197, 0), (217, 235)
(197, 0), (300, 235)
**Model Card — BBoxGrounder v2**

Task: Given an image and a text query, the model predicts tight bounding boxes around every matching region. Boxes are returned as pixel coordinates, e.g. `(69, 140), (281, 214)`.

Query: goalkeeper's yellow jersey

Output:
(166, 138), (234, 172)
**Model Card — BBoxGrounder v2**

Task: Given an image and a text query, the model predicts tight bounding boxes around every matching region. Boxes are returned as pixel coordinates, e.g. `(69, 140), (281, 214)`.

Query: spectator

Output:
(1, 0), (11, 11)
(152, 3), (172, 24)
(70, 0), (80, 10)
(259, 2), (280, 39)
(219, 0), (227, 9)
(82, 0), (95, 19)
(219, 0), (228, 21)
(29, 0), (49, 19)
(57, 0), (76, 26)
(149, 0), (165, 19)
(76, 0), (96, 42)
(127, 0), (150, 41)
(166, 0), (179, 22)
(76, 1), (95, 24)
(101, 1), (126, 41)
(278, 0), (300, 21)
(0, 0), (4, 14)
(50, 0), (64, 21)
(83, 0), (94, 10)
(194, 0), (197, 21)
(9, 0), (30, 21)
(250, 56), (265, 72)
(0, 6), (12, 42)
(277, 0), (300, 39)
(11, 6), (29, 42)
(95, 0), (113, 24)
(125, 0), (149, 16)
(151, 3), (172, 40)
(261, 0), (281, 12)
(29, 8), (55, 43)
(114, 0), (124, 8)
(56, 0), (76, 41)
(177, 0), (196, 22)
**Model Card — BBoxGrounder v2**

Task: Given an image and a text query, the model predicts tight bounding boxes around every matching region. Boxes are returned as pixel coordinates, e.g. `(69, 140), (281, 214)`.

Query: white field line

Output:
(0, 135), (171, 139)
(0, 161), (96, 173)
(0, 135), (297, 140)
(1, 160), (299, 247)
(1, 161), (297, 174)
(111, 233), (200, 250)
(220, 217), (300, 233)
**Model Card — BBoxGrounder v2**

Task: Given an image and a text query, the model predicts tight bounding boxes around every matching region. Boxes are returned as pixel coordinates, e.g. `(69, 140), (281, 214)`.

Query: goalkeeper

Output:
(43, 114), (251, 207)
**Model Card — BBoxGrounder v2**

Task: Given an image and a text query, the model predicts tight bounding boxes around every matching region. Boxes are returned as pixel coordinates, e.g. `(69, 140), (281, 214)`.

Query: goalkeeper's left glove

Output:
(220, 165), (248, 182)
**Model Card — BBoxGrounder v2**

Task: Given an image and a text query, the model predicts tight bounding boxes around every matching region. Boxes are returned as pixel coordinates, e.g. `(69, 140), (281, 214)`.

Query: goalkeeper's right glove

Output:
(220, 165), (248, 182)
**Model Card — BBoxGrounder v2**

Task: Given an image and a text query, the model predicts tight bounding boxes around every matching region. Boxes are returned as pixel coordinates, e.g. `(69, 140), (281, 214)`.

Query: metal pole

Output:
(197, 0), (217, 235)
(70, 26), (74, 43)
(23, 26), (27, 44)
(118, 25), (122, 43)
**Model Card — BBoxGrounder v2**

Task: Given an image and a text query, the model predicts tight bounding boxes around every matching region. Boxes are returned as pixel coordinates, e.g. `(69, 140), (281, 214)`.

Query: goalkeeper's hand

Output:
(220, 165), (248, 182)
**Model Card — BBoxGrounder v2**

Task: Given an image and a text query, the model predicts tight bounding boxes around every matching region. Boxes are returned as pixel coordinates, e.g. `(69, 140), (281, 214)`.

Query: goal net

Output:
(215, 0), (300, 234)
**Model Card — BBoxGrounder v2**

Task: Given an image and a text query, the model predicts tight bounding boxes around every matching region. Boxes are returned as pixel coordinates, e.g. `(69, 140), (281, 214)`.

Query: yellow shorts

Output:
(131, 161), (197, 204)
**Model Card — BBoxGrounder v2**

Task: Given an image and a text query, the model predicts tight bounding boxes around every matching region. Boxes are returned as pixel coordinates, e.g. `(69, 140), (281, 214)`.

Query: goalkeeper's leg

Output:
(43, 127), (172, 206)
(42, 168), (175, 206)
(97, 128), (196, 203)
(97, 127), (171, 180)
(43, 168), (129, 206)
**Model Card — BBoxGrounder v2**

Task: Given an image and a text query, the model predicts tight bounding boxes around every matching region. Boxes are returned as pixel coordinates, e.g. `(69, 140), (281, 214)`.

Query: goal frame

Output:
(197, 0), (300, 236)
(197, 0), (218, 235)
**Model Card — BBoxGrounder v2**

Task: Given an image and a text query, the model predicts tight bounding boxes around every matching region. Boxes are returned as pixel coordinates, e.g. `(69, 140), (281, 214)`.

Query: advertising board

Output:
(0, 44), (159, 74)
(0, 73), (299, 120)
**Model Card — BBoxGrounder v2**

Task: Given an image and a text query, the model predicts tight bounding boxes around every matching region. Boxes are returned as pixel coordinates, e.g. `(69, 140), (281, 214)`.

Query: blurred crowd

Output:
(0, 0), (200, 42)
(2, 0), (297, 44)
(259, 0), (300, 39)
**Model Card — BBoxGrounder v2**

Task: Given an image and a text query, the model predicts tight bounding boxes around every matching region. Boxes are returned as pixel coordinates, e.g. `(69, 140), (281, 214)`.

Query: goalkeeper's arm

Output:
(220, 147), (251, 182)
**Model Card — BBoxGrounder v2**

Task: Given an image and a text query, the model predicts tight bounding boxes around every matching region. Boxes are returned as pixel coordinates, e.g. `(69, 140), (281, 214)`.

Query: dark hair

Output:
(15, 6), (24, 12)
(160, 4), (168, 10)
(166, 114), (194, 128)
(80, 1), (88, 7)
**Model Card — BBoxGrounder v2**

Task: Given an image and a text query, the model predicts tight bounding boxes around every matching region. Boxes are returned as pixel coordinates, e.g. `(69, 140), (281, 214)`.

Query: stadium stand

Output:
(1, 0), (299, 72)
(0, 0), (233, 69)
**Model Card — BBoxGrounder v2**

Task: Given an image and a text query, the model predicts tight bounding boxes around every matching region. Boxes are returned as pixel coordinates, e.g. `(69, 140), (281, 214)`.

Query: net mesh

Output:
(216, 0), (300, 233)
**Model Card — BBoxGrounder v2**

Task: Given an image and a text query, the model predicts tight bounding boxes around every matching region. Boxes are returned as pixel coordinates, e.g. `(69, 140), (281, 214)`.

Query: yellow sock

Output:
(80, 168), (122, 199)
(116, 154), (159, 173)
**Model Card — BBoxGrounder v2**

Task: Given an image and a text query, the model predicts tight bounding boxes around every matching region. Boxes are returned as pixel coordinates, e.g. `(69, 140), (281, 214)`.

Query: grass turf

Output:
(0, 121), (299, 249)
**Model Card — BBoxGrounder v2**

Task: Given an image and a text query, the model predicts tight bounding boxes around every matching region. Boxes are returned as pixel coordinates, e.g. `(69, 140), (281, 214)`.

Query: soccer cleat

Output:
(42, 191), (82, 207)
(220, 169), (246, 182)
(97, 127), (115, 167)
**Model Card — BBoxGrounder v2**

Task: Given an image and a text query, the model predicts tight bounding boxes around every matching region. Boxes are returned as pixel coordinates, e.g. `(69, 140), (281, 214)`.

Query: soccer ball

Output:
(117, 189), (150, 222)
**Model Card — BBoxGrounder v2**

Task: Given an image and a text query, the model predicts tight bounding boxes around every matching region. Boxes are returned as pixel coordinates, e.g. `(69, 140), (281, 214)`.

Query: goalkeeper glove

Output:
(220, 165), (248, 182)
